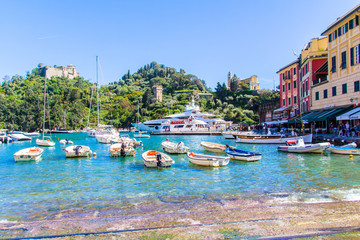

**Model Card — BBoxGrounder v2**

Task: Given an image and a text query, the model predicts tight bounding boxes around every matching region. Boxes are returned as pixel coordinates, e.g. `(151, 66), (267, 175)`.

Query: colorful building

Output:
(300, 37), (328, 113)
(312, 4), (360, 110)
(227, 72), (260, 91)
(275, 60), (300, 120)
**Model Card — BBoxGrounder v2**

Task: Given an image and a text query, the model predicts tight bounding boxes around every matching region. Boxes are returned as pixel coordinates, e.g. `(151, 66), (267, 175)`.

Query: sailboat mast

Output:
(86, 85), (93, 128)
(96, 56), (99, 127)
(42, 78), (47, 139)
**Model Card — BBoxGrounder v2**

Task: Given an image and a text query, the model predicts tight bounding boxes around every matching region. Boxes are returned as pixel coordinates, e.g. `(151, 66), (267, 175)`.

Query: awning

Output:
(336, 107), (360, 120)
(273, 106), (292, 113)
(308, 108), (349, 122)
(288, 111), (321, 123)
(350, 112), (360, 120)
(264, 120), (288, 125)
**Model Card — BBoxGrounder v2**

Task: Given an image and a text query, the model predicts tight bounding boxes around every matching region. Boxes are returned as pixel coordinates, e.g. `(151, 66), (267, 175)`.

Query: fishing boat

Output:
(142, 150), (174, 167)
(277, 139), (330, 153)
(236, 133), (313, 144)
(161, 140), (189, 154)
(109, 143), (136, 157)
(187, 152), (230, 167)
(200, 141), (233, 153)
(59, 139), (74, 144)
(36, 77), (55, 147)
(14, 147), (44, 162)
(225, 148), (262, 161)
(64, 145), (92, 158)
(328, 142), (360, 155)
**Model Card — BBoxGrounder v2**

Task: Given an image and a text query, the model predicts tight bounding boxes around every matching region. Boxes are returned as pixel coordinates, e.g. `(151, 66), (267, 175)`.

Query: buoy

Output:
(62, 148), (65, 151)
(57, 138), (59, 140)
(166, 138), (169, 141)
(350, 154), (353, 159)
(93, 152), (97, 157)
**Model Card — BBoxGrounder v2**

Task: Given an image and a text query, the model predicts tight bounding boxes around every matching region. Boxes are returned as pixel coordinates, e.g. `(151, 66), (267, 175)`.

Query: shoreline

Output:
(1, 194), (360, 239)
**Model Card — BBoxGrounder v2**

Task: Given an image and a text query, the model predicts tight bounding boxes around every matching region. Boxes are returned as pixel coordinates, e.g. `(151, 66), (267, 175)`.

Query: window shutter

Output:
(356, 15), (359, 26)
(338, 27), (342, 36)
(351, 47), (354, 66)
(350, 19), (354, 29)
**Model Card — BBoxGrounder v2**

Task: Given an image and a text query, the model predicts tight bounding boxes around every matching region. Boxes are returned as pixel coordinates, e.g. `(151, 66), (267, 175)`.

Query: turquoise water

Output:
(1, 133), (360, 221)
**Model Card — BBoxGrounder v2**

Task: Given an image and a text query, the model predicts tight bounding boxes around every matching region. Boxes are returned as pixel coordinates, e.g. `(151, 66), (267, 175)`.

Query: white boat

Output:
(36, 77), (56, 147)
(277, 139), (330, 153)
(23, 132), (40, 137)
(328, 142), (360, 155)
(14, 147), (44, 162)
(161, 141), (189, 154)
(200, 141), (232, 153)
(59, 139), (74, 144)
(225, 148), (262, 161)
(187, 152), (230, 167)
(142, 150), (174, 167)
(222, 131), (235, 139)
(64, 145), (92, 158)
(8, 133), (31, 141)
(134, 133), (150, 138)
(112, 134), (143, 147)
(236, 133), (313, 144)
(109, 143), (136, 157)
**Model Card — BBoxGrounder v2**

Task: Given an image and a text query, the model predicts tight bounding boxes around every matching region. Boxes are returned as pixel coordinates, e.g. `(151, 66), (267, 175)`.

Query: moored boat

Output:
(161, 141), (189, 154)
(187, 152), (230, 167)
(36, 137), (56, 147)
(236, 133), (313, 144)
(225, 148), (262, 161)
(64, 145), (92, 158)
(277, 139), (330, 153)
(142, 150), (174, 167)
(9, 133), (31, 141)
(200, 141), (233, 153)
(59, 139), (74, 144)
(222, 131), (235, 139)
(109, 143), (136, 157)
(328, 142), (359, 155)
(14, 147), (44, 162)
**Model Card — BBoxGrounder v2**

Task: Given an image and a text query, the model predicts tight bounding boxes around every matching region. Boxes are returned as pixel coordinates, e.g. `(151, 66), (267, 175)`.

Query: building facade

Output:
(300, 38), (328, 113)
(153, 85), (163, 102)
(227, 72), (260, 91)
(312, 5), (360, 110)
(39, 65), (79, 79)
(276, 60), (300, 119)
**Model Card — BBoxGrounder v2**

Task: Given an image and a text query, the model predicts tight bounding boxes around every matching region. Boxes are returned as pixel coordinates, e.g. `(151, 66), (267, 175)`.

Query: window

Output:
(282, 73), (285, 80)
(341, 51), (347, 69)
(288, 70), (291, 78)
(355, 81), (360, 92)
(294, 80), (297, 89)
(294, 96), (297, 104)
(356, 15), (359, 26)
(282, 85), (285, 92)
(338, 27), (342, 36)
(293, 67), (296, 75)
(306, 81), (308, 95)
(315, 92), (319, 100)
(283, 99), (285, 106)
(331, 56), (337, 72)
(332, 86), (337, 96)
(324, 89), (328, 99)
(288, 83), (291, 90)
(343, 23), (349, 34)
(329, 34), (332, 42)
(288, 97), (291, 105)
(350, 19), (354, 29)
(342, 83), (347, 94)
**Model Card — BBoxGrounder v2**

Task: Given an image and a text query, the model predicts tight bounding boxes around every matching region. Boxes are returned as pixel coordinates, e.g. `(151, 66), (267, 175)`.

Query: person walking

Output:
(345, 122), (350, 137)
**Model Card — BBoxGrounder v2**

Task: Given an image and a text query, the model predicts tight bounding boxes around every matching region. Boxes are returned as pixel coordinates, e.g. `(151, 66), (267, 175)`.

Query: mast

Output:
(86, 85), (94, 128)
(96, 56), (99, 127)
(42, 78), (47, 139)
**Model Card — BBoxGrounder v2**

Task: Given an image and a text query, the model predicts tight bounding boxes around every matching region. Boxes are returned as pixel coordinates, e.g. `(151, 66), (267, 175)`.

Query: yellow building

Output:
(227, 72), (259, 91)
(312, 4), (360, 110)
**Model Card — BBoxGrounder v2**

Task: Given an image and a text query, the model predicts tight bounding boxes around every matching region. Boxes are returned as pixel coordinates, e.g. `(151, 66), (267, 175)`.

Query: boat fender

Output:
(190, 152), (195, 157)
(156, 153), (162, 167)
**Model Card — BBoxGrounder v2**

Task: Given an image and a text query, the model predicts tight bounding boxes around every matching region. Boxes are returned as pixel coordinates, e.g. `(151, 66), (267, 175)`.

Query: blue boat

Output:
(225, 148), (262, 162)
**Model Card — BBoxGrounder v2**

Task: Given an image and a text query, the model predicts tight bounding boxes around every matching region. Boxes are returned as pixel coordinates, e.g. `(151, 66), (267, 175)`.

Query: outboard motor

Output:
(177, 141), (184, 149)
(65, 139), (69, 144)
(120, 143), (126, 157)
(156, 153), (162, 167)
(75, 145), (82, 156)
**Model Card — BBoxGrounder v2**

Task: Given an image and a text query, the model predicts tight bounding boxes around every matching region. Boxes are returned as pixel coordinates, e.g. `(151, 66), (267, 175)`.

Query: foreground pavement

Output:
(1, 195), (360, 239)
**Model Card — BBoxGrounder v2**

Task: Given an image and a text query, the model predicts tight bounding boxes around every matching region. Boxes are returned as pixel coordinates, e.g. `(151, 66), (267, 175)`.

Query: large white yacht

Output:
(133, 99), (226, 133)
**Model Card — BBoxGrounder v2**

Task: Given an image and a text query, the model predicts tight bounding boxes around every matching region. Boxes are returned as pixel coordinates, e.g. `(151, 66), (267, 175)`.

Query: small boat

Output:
(200, 141), (233, 153)
(277, 139), (330, 154)
(14, 147), (44, 162)
(187, 152), (230, 167)
(9, 133), (31, 141)
(236, 133), (313, 144)
(328, 142), (360, 155)
(23, 132), (40, 137)
(109, 143), (136, 157)
(222, 131), (235, 139)
(133, 133), (150, 138)
(59, 139), (74, 144)
(161, 141), (189, 154)
(225, 148), (262, 161)
(36, 137), (56, 147)
(64, 145), (92, 158)
(142, 150), (174, 167)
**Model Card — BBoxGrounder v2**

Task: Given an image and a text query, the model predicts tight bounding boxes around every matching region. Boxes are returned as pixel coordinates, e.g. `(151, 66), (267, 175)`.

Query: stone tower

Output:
(227, 71), (232, 90)
(153, 85), (163, 102)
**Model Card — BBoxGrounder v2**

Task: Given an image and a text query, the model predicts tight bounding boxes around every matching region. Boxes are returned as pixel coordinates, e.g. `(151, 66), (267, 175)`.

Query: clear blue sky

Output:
(1, 0), (359, 90)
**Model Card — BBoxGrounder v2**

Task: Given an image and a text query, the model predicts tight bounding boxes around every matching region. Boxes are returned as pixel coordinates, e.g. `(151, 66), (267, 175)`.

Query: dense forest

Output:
(0, 61), (279, 131)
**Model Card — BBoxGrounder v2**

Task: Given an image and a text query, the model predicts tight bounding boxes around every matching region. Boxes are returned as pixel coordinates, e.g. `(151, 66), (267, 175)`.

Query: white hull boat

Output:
(187, 152), (230, 167)
(161, 141), (189, 154)
(64, 145), (92, 158)
(236, 134), (313, 144)
(109, 143), (136, 157)
(225, 148), (262, 161)
(36, 137), (56, 147)
(60, 139), (74, 144)
(14, 147), (44, 162)
(9, 133), (31, 141)
(277, 139), (330, 153)
(23, 132), (40, 137)
(134, 133), (150, 138)
(142, 150), (174, 167)
(222, 132), (235, 139)
(328, 143), (359, 155)
(200, 142), (232, 153)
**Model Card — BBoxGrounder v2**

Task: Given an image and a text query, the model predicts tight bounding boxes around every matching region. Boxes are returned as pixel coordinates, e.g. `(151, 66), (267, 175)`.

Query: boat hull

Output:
(222, 132), (235, 139)
(36, 138), (56, 147)
(236, 134), (313, 144)
(161, 141), (189, 154)
(187, 152), (230, 167)
(200, 142), (228, 153)
(14, 147), (44, 162)
(225, 148), (262, 162)
(142, 151), (174, 167)
(328, 147), (360, 155)
(278, 145), (324, 153)
(65, 145), (92, 158)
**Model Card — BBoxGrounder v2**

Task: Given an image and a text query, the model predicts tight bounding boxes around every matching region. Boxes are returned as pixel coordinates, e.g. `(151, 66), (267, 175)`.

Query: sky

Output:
(1, 0), (359, 90)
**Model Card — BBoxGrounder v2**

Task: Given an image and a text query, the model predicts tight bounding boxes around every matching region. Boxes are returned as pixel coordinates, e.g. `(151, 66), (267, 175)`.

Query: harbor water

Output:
(1, 133), (360, 222)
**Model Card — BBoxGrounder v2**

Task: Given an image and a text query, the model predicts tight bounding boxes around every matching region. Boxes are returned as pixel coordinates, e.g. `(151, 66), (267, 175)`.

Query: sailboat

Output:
(36, 77), (55, 147)
(134, 104), (150, 138)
